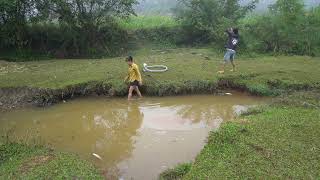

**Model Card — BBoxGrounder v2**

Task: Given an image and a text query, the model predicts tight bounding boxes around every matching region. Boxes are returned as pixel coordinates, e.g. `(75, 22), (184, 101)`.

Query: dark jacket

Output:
(225, 30), (239, 51)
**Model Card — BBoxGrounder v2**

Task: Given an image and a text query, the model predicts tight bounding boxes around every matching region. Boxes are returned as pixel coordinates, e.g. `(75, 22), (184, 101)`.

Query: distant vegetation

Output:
(252, 0), (319, 11)
(0, 0), (319, 60)
(240, 5), (320, 55)
(0, 0), (137, 59)
(118, 16), (180, 30)
(174, 0), (320, 56)
(134, 0), (319, 14)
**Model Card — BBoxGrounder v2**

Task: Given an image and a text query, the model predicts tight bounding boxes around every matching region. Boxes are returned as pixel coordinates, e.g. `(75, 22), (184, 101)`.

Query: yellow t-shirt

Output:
(126, 63), (142, 82)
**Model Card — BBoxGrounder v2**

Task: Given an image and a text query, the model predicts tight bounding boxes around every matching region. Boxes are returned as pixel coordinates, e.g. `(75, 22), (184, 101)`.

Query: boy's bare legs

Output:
(230, 60), (236, 72)
(128, 86), (135, 100)
(218, 62), (226, 74)
(135, 86), (142, 98)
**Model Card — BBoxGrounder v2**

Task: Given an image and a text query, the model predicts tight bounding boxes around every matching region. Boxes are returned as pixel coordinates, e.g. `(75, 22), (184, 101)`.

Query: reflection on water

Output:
(0, 93), (267, 180)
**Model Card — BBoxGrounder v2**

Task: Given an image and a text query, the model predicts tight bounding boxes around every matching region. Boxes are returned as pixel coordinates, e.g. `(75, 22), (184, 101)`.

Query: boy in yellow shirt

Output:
(125, 56), (143, 100)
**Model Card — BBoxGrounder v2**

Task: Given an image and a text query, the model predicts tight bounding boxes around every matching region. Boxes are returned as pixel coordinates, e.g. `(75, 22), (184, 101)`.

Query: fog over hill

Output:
(252, 0), (319, 11)
(135, 0), (178, 15)
(135, 0), (320, 15)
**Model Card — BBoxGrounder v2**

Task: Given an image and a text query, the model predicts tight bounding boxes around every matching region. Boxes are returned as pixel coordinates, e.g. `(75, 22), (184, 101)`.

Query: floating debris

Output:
(92, 153), (102, 160)
(225, 93), (233, 96)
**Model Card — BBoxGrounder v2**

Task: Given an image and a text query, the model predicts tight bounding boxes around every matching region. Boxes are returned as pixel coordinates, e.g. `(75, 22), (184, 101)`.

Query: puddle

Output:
(0, 92), (267, 179)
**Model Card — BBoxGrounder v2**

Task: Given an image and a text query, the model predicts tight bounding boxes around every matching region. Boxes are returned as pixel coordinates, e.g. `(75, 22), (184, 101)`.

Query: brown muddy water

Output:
(0, 92), (267, 179)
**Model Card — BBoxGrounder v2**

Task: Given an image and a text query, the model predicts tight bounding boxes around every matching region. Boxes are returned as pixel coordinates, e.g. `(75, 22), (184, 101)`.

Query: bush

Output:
(0, 0), (137, 60)
(133, 27), (180, 47)
(239, 2), (320, 56)
(171, 0), (320, 56)
(0, 22), (129, 60)
(118, 15), (179, 30)
(173, 0), (257, 45)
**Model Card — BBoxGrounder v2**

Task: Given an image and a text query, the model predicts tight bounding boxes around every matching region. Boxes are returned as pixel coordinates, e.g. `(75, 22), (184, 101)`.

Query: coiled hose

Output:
(143, 63), (168, 73)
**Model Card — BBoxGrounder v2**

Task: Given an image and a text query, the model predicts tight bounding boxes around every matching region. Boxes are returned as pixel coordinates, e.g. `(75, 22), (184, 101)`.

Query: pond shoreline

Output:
(1, 47), (319, 179)
(0, 94), (266, 179)
(1, 49), (319, 113)
(0, 78), (257, 112)
(2, 74), (318, 112)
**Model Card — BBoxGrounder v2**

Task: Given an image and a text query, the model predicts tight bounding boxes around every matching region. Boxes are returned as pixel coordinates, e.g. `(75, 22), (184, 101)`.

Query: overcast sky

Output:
(135, 0), (320, 15)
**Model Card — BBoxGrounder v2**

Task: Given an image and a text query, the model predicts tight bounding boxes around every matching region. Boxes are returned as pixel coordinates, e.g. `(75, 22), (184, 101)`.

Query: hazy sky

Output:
(135, 0), (320, 15)
(254, 0), (319, 10)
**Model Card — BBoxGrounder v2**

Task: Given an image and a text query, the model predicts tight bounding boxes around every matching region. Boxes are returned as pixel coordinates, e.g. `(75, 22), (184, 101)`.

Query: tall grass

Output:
(118, 15), (180, 30)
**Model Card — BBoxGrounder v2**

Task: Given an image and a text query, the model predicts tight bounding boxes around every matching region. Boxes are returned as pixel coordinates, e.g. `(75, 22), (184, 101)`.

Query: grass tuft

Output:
(159, 163), (192, 180)
(0, 143), (102, 179)
(181, 106), (320, 179)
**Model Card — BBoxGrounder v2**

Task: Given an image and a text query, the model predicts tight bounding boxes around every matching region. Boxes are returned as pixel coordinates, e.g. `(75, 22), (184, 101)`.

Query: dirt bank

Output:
(1, 48), (319, 112)
(0, 88), (38, 111)
(0, 82), (113, 111)
(1, 76), (317, 112)
(1, 79), (223, 111)
(2, 75), (319, 112)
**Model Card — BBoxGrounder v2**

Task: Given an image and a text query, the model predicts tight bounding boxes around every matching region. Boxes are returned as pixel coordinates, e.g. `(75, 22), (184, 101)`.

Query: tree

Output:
(0, 0), (138, 58)
(174, 0), (257, 43)
(42, 0), (138, 56)
(240, 0), (320, 55)
(0, 0), (38, 49)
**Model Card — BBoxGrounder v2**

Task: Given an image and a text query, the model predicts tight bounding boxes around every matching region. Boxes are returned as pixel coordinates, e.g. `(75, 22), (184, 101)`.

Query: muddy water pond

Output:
(0, 92), (267, 179)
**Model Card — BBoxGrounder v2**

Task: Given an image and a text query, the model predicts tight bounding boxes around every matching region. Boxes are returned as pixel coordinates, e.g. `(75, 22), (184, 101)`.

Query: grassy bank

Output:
(160, 91), (320, 179)
(0, 143), (102, 179)
(0, 47), (319, 109)
(0, 48), (319, 96)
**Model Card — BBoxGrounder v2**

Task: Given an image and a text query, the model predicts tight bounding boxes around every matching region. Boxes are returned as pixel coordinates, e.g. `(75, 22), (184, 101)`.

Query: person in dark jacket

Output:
(218, 28), (239, 74)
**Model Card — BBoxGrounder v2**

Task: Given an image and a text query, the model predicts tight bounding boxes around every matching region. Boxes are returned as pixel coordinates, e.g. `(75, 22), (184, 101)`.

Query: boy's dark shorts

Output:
(130, 80), (140, 87)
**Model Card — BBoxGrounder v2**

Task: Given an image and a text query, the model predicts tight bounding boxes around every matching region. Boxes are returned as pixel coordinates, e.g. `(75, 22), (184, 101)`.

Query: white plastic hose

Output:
(143, 63), (168, 73)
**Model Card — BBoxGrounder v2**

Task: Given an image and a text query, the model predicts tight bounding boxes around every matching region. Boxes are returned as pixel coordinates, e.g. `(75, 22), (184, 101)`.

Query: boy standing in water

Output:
(218, 28), (239, 74)
(125, 56), (143, 100)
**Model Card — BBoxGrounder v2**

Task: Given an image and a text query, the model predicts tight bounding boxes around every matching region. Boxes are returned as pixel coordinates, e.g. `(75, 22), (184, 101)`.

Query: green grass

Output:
(0, 48), (319, 96)
(159, 163), (192, 180)
(175, 105), (320, 179)
(0, 143), (102, 179)
(1, 47), (320, 179)
(160, 91), (320, 179)
(118, 15), (180, 30)
(272, 90), (320, 108)
(161, 90), (320, 179)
